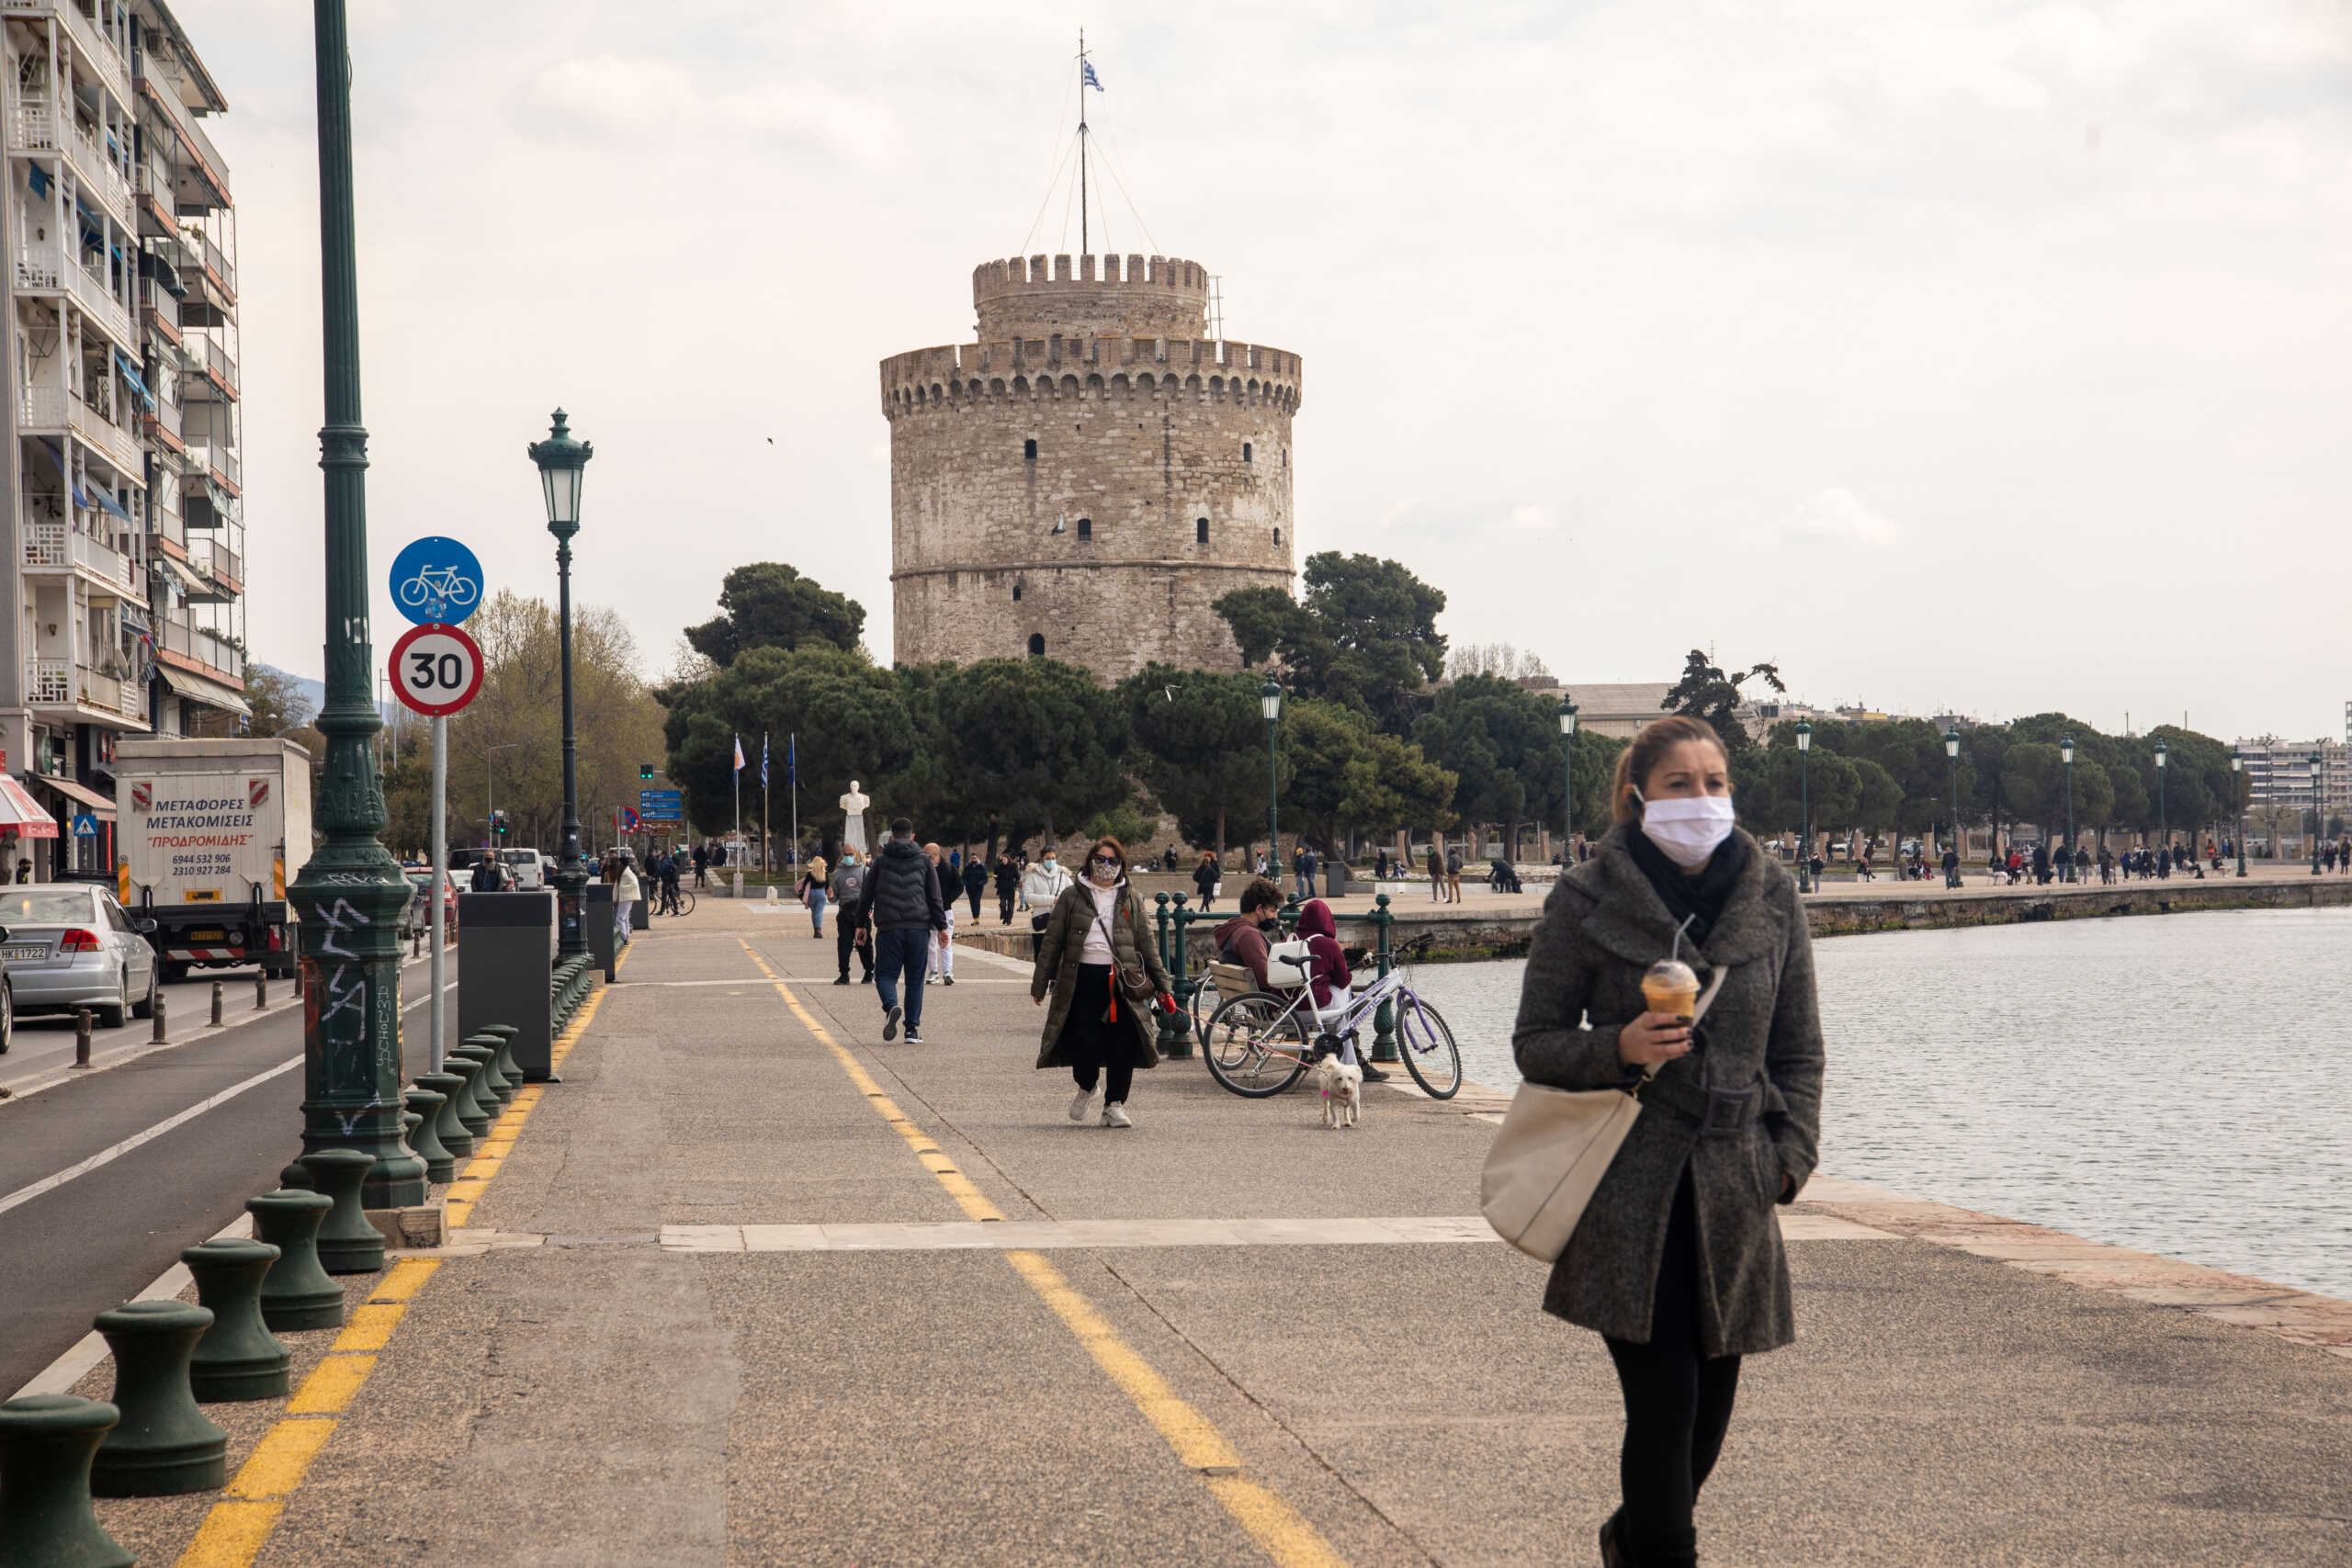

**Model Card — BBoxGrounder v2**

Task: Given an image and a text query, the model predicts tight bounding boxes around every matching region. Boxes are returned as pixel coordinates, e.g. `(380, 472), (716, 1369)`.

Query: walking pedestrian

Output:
(1030, 836), (1170, 1130)
(799, 851), (830, 939)
(2031, 841), (2050, 886)
(1445, 845), (1464, 903)
(994, 852), (1021, 925)
(1940, 845), (1960, 888)
(852, 818), (946, 1043)
(1192, 849), (1221, 913)
(829, 851), (873, 986)
(691, 840), (707, 887)
(923, 842), (958, 986)
(1022, 845), (1072, 958)
(1510, 714), (1825, 1568)
(611, 854), (638, 949)
(1425, 840), (1445, 903)
(658, 849), (683, 914)
(1295, 842), (1319, 901)
(961, 852), (989, 922)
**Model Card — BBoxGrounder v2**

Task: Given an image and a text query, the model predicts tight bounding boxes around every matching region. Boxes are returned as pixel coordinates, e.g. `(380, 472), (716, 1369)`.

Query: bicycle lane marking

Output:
(734, 936), (1346, 1568)
(174, 981), (612, 1567)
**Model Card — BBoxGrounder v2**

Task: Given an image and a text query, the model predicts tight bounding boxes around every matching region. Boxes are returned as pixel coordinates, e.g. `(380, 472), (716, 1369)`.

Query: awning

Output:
(28, 164), (51, 199)
(158, 663), (250, 717)
(157, 554), (205, 597)
(0, 776), (59, 838)
(33, 773), (116, 818)
(87, 483), (133, 524)
(112, 347), (153, 410)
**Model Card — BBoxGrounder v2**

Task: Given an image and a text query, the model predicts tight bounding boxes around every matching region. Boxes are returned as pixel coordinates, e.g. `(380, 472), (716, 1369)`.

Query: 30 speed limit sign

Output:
(389, 622), (484, 717)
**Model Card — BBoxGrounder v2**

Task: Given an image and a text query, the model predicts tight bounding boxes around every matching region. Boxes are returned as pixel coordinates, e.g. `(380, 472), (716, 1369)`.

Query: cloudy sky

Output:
(202, 0), (2348, 739)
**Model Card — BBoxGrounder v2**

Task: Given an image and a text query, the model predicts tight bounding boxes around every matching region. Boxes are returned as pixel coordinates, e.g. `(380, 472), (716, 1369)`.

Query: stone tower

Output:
(881, 253), (1302, 680)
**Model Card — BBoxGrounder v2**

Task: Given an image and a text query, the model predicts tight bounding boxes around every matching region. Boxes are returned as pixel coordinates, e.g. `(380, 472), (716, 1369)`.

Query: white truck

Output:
(115, 738), (315, 981)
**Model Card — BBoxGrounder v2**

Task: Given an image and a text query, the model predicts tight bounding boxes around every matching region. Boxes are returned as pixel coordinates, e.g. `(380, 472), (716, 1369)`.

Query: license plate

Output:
(0, 945), (47, 961)
(191, 930), (226, 942)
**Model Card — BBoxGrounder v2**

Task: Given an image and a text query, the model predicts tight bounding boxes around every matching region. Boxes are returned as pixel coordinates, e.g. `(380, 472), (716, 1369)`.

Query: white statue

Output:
(840, 779), (871, 856)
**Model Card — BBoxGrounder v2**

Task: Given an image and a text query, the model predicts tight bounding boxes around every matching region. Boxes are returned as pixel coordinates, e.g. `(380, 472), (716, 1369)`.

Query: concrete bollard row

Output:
(300, 1148), (386, 1276)
(447, 1044), (501, 1126)
(416, 1072), (475, 1160)
(440, 1056), (492, 1142)
(210, 981), (223, 1027)
(0, 1393), (134, 1568)
(89, 1300), (227, 1496)
(247, 1189), (343, 1333)
(182, 1240), (291, 1402)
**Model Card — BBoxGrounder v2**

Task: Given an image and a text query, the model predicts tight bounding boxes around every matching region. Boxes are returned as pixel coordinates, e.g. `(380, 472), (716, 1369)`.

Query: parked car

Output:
(401, 865), (459, 940)
(0, 886), (159, 1028)
(499, 848), (548, 890)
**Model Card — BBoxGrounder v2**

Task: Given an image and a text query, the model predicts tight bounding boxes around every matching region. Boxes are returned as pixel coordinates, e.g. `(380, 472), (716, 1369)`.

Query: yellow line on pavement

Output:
(735, 936), (1345, 1568)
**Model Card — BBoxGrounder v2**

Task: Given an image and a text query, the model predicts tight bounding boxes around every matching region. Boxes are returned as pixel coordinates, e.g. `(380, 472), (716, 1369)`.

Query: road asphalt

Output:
(54, 904), (2352, 1567)
(1, 947), (455, 1398)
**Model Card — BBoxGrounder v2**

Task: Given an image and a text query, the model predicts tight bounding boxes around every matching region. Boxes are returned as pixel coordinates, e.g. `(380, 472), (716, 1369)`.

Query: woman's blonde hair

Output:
(1610, 716), (1733, 823)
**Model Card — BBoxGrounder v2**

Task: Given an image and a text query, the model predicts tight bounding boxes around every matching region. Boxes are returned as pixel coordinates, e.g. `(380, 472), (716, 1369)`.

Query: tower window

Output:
(1243, 442), (1252, 464)
(1283, 448), (1288, 468)
(1027, 634), (1046, 657)
(1012, 582), (1023, 602)
(1195, 517), (1209, 545)
(1076, 517), (1091, 540)
(1023, 438), (1037, 459)
(1273, 527), (1282, 545)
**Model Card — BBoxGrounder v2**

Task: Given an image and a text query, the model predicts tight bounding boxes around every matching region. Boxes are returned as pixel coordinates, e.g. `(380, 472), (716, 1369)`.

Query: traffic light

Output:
(492, 810), (509, 838)
(639, 761), (655, 781)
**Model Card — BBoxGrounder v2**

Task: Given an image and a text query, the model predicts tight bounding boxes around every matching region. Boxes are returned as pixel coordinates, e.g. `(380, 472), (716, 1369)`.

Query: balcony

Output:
(133, 72), (228, 205)
(13, 243), (135, 351)
(1, 1), (131, 111)
(157, 615), (241, 682)
(184, 438), (239, 496)
(15, 382), (141, 476)
(137, 274), (181, 345)
(184, 334), (236, 400)
(132, 157), (176, 237)
(0, 97), (125, 222)
(188, 536), (241, 593)
(189, 231), (234, 305)
(24, 519), (136, 590)
(28, 657), (148, 727)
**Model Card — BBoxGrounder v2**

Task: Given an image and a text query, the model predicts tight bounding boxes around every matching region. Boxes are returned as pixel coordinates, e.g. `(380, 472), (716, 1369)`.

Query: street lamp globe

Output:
(1260, 677), (1283, 722)
(1795, 719), (1812, 752)
(2154, 739), (2167, 769)
(1558, 696), (1578, 737)
(2231, 750), (2243, 774)
(1944, 727), (1961, 760)
(527, 408), (594, 538)
(2061, 737), (2075, 766)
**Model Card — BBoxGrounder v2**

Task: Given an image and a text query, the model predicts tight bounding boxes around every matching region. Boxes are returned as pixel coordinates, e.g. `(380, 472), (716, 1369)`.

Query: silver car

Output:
(0, 885), (159, 1028)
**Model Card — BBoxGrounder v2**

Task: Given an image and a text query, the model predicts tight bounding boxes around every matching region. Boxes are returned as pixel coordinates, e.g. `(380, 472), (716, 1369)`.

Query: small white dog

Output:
(1314, 1055), (1363, 1129)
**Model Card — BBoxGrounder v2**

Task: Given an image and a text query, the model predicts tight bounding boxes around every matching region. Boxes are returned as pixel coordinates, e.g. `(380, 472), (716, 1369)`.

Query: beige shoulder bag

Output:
(1482, 971), (1724, 1262)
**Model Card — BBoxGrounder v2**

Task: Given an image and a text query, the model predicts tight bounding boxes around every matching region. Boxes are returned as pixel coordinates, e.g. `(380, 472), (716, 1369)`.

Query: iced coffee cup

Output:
(1642, 959), (1702, 1020)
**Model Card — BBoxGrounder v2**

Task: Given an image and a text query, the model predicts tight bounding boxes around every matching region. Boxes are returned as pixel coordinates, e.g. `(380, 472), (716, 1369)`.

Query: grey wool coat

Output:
(1511, 825), (1826, 1356)
(1030, 878), (1170, 1069)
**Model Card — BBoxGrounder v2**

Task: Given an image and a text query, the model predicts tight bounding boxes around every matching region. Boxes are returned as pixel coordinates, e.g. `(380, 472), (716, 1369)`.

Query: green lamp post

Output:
(1943, 726), (1962, 886)
(2061, 736), (2075, 882)
(527, 411), (594, 959)
(2310, 752), (2324, 875)
(1795, 719), (1814, 893)
(2231, 750), (2247, 878)
(1261, 676), (1283, 878)
(1557, 695), (1578, 863)
(2153, 738), (2168, 863)
(287, 0), (424, 1206)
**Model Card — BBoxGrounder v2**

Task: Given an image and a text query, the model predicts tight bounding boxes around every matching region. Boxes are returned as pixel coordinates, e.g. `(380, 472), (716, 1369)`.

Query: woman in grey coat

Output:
(1512, 715), (1825, 1568)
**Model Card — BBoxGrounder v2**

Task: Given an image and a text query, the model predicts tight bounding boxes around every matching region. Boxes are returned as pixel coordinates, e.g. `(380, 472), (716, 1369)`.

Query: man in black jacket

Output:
(854, 818), (947, 1043)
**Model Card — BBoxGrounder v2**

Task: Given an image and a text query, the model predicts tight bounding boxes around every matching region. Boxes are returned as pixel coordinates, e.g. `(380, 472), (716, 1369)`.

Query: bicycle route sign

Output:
(389, 536), (483, 627)
(388, 622), (485, 718)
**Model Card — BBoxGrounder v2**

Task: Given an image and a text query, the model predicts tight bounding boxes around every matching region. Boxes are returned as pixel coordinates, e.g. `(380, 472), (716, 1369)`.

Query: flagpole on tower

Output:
(1078, 28), (1090, 256)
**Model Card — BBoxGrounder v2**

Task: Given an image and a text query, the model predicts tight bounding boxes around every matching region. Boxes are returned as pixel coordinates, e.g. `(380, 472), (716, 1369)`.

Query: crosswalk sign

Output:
(71, 814), (97, 837)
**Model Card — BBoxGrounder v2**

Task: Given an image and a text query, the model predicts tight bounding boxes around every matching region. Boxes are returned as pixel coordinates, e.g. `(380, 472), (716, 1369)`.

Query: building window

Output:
(1273, 526), (1282, 545)
(1076, 517), (1091, 540)
(1027, 634), (1046, 657)
(1012, 582), (1023, 602)
(1023, 438), (1037, 459)
(1283, 448), (1288, 468)
(1195, 517), (1209, 545)
(1243, 442), (1252, 464)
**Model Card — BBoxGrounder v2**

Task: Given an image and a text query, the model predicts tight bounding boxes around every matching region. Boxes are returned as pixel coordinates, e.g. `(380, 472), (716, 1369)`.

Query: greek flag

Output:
(1081, 60), (1103, 91)
(788, 735), (797, 784)
(761, 734), (769, 788)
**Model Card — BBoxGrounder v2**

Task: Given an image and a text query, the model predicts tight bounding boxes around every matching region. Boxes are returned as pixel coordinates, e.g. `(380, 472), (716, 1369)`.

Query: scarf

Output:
(1626, 826), (1750, 950)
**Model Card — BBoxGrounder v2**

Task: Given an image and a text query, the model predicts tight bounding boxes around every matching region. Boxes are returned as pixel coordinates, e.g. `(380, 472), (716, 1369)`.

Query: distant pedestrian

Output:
(923, 843), (957, 986)
(1192, 850), (1221, 912)
(798, 852), (830, 938)
(1375, 848), (1390, 880)
(1941, 846), (1960, 888)
(2158, 845), (2173, 880)
(692, 841), (707, 887)
(1425, 842), (1445, 903)
(1030, 836), (1170, 1130)
(994, 852), (1021, 925)
(1022, 846), (1072, 958)
(852, 818), (946, 1043)
(658, 852), (682, 914)
(1856, 847), (1874, 882)
(2031, 842), (2050, 885)
(613, 856), (639, 947)
(1511, 713), (1824, 1568)
(1445, 845), (1464, 902)
(1295, 843), (1318, 901)
(12, 858), (28, 883)
(961, 852), (989, 922)
(830, 851), (872, 986)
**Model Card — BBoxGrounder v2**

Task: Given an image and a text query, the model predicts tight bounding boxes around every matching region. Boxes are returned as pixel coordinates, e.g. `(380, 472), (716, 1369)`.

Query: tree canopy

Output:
(684, 562), (866, 669)
(1214, 552), (1447, 734)
(1663, 650), (1784, 754)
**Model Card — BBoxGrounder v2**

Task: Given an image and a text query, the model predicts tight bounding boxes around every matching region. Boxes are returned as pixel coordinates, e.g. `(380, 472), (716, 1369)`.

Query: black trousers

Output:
(1060, 964), (1134, 1104)
(967, 888), (984, 919)
(1602, 1167), (1741, 1561)
(837, 920), (871, 980)
(999, 891), (1015, 925)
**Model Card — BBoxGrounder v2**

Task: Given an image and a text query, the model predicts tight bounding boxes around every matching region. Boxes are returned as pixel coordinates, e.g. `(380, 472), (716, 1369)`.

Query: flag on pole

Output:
(733, 735), (745, 774)
(1081, 60), (1103, 91)
(761, 734), (769, 788)
(788, 734), (797, 784)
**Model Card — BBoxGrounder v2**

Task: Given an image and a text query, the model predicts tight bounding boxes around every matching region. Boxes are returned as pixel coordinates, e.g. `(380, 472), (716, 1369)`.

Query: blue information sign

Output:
(389, 536), (484, 626)
(639, 789), (683, 819)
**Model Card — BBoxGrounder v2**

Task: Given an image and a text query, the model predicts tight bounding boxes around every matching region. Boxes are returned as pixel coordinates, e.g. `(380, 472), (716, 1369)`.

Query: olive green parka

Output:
(1030, 877), (1170, 1069)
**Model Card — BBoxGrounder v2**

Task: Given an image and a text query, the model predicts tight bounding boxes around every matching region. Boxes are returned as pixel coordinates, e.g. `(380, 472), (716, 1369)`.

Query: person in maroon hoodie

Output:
(1210, 878), (1284, 988)
(1294, 898), (1386, 1081)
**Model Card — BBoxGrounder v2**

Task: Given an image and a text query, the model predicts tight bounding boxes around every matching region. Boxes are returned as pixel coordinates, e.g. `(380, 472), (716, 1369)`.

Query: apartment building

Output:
(2228, 736), (2349, 852)
(3, 0), (245, 876)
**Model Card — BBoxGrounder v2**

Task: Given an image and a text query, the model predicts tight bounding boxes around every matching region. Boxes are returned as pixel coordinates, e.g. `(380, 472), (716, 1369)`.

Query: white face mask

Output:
(1636, 790), (1737, 870)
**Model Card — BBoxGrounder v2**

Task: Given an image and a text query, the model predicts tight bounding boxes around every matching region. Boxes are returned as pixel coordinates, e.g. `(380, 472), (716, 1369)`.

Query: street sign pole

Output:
(429, 714), (446, 1073)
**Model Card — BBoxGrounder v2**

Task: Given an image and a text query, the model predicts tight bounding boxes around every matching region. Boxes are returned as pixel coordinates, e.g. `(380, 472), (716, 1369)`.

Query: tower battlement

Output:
(880, 335), (1303, 419)
(972, 254), (1209, 340)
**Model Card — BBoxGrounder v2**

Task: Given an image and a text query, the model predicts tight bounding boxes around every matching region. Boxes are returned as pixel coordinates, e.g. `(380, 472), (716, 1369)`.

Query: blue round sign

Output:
(388, 536), (483, 626)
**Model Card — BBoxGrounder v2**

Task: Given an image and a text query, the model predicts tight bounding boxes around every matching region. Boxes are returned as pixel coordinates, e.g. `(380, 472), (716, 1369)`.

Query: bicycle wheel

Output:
(1186, 968), (1221, 1035)
(1202, 992), (1312, 1098)
(1393, 996), (1463, 1099)
(674, 890), (696, 916)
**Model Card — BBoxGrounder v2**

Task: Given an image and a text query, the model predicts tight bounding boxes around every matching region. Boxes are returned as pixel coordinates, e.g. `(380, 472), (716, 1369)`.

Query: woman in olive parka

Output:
(1031, 836), (1170, 1129)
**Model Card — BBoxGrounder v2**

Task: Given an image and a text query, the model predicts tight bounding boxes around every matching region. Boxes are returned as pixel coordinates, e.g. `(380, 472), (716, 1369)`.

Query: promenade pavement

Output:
(77, 897), (2352, 1567)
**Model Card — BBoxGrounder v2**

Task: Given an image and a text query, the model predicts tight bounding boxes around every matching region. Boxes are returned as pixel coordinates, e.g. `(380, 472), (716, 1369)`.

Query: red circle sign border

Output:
(388, 621), (485, 717)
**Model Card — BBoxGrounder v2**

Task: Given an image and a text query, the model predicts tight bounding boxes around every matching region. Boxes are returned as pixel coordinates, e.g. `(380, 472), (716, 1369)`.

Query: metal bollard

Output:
(72, 1010), (92, 1069)
(152, 993), (167, 1043)
(210, 981), (223, 1027)
(254, 972), (268, 1009)
(181, 1239), (291, 1402)
(245, 1189), (343, 1333)
(297, 1149), (385, 1275)
(88, 1300), (227, 1495)
(0, 1393), (133, 1568)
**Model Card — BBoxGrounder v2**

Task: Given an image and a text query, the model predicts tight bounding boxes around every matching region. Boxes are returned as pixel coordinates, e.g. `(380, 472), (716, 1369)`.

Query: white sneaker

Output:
(1068, 1088), (1096, 1122)
(1102, 1102), (1133, 1129)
